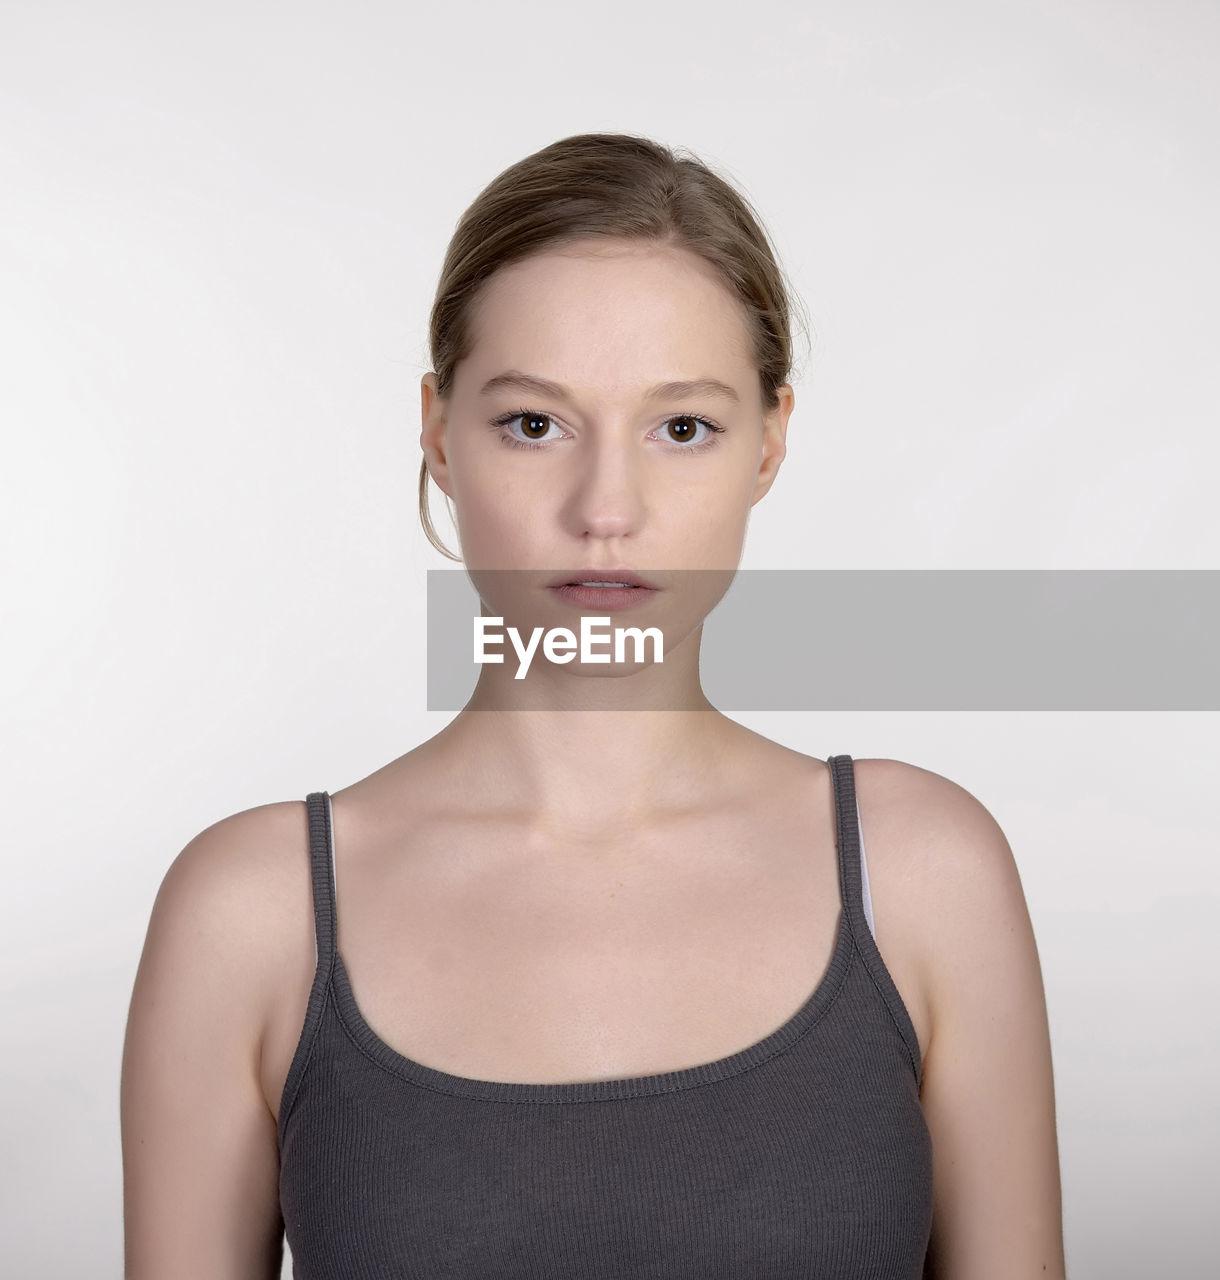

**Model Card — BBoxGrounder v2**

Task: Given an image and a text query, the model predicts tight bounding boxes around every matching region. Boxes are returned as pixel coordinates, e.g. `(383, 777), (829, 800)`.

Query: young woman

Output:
(121, 133), (1065, 1279)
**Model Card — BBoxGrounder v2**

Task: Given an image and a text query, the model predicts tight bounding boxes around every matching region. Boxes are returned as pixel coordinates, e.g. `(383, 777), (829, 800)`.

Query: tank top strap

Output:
(304, 791), (338, 970)
(277, 791), (339, 1147)
(826, 755), (870, 943)
(825, 755), (924, 1085)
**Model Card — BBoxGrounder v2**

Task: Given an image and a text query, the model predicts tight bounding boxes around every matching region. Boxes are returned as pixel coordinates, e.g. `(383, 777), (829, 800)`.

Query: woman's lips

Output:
(548, 583), (660, 610)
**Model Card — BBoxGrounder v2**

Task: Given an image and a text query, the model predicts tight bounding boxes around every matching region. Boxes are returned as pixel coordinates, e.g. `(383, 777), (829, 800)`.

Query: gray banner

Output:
(427, 570), (1219, 710)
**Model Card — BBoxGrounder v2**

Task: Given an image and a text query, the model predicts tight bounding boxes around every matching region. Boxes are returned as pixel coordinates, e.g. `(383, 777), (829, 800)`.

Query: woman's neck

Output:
(422, 701), (754, 837)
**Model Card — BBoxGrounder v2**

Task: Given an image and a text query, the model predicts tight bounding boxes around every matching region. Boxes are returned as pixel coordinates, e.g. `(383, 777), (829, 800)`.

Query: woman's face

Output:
(420, 237), (793, 660)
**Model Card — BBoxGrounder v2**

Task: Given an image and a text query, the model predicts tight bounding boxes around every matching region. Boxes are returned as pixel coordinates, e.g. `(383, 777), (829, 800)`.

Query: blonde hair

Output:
(420, 132), (805, 561)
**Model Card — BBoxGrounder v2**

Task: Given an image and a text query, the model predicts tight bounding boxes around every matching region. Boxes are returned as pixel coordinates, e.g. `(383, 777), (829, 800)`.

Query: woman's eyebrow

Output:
(479, 370), (740, 405)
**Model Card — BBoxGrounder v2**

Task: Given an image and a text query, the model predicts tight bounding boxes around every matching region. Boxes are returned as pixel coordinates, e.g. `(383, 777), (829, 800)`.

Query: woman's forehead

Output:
(461, 241), (756, 392)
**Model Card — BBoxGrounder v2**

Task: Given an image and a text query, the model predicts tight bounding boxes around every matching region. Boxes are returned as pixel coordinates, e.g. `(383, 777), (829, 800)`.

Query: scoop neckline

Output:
(327, 908), (856, 1104)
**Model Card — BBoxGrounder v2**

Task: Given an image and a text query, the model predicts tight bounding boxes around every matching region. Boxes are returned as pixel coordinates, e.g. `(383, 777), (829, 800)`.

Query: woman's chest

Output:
(349, 853), (842, 1082)
(261, 772), (930, 1119)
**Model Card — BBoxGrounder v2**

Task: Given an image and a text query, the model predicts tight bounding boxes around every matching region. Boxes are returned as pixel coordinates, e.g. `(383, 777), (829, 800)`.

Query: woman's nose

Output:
(561, 436), (647, 540)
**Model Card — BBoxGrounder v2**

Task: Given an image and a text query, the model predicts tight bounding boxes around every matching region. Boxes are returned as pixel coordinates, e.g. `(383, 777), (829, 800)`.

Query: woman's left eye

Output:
(489, 409), (724, 452)
(655, 415), (724, 449)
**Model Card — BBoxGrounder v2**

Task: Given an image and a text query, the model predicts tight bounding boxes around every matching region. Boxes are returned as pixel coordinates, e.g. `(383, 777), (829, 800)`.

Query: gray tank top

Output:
(277, 754), (933, 1277)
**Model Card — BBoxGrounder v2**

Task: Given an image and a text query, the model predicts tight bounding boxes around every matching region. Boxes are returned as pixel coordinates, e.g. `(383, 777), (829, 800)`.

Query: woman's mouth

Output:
(548, 579), (660, 610)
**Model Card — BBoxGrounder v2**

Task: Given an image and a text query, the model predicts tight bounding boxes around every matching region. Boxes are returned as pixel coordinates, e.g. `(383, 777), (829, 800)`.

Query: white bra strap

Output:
(856, 796), (876, 942)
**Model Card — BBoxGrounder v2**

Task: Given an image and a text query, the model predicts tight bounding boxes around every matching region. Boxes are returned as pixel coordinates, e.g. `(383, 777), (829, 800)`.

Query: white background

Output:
(2, 1), (1217, 1276)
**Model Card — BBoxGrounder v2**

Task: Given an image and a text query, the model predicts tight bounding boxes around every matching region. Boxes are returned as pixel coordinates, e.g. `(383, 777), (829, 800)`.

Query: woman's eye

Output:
(660, 415), (719, 447)
(497, 412), (563, 446)
(517, 412), (558, 441)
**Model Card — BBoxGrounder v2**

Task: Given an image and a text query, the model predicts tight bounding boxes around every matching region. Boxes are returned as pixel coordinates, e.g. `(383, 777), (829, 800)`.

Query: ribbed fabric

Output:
(277, 754), (933, 1278)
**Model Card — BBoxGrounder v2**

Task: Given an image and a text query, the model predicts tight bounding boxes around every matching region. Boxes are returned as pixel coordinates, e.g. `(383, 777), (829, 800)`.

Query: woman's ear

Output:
(420, 373), (455, 498)
(751, 383), (794, 506)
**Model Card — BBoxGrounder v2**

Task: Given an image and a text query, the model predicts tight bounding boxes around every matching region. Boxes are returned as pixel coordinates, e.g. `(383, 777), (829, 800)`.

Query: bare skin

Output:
(121, 238), (1065, 1278)
(256, 731), (908, 1109)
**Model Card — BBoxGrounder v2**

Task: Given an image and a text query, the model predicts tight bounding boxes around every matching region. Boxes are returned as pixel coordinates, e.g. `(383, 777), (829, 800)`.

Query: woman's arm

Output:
(861, 759), (1066, 1280)
(121, 806), (300, 1279)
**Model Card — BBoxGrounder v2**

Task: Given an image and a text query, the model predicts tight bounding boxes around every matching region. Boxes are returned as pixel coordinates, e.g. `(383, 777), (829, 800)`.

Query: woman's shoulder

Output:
(851, 756), (1040, 1039)
(155, 798), (314, 924)
(851, 755), (1018, 879)
(759, 741), (1008, 832)
(740, 742), (1023, 929)
(139, 798), (316, 1044)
